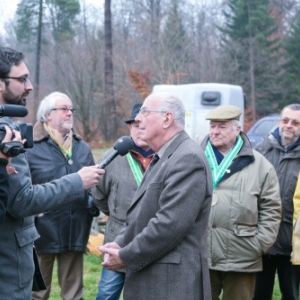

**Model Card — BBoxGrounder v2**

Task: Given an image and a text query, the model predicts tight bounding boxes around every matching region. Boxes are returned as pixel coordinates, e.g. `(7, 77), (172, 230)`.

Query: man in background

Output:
(0, 46), (104, 299)
(254, 104), (300, 300)
(100, 92), (212, 300)
(93, 103), (154, 300)
(29, 92), (96, 300)
(201, 105), (281, 300)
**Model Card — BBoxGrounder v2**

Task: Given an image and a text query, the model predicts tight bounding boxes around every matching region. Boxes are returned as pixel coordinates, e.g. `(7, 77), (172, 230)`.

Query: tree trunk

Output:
(248, 0), (256, 122)
(34, 0), (43, 117)
(104, 0), (117, 140)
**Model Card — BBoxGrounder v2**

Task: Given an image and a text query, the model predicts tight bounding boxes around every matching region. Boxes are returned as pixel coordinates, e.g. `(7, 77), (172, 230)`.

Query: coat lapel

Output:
(127, 131), (190, 211)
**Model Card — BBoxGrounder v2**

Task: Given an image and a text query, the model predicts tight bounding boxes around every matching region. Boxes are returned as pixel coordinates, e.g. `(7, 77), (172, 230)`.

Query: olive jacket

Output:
(201, 132), (281, 272)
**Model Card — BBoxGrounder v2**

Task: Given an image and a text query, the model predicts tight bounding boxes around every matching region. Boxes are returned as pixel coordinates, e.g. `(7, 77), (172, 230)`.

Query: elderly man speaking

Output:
(200, 105), (281, 300)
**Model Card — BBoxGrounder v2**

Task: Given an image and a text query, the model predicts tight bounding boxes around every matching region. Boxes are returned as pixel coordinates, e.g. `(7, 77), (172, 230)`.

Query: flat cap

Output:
(205, 105), (241, 121)
(125, 103), (142, 124)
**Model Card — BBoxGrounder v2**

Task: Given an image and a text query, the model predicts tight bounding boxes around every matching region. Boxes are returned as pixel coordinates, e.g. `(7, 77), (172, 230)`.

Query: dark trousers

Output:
(253, 254), (300, 300)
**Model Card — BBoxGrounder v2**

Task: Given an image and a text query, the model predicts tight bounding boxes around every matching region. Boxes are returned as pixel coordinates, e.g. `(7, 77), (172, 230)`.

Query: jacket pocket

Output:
(15, 224), (40, 288)
(234, 224), (257, 237)
(156, 250), (181, 264)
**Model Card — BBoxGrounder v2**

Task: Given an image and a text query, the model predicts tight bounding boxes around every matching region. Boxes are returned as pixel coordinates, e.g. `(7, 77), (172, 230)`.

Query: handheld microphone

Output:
(99, 136), (134, 169)
(0, 105), (28, 117)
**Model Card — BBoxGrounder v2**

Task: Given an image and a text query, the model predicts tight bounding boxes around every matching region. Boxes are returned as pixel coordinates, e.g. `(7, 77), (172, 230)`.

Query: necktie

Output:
(148, 154), (159, 173)
(142, 154), (160, 182)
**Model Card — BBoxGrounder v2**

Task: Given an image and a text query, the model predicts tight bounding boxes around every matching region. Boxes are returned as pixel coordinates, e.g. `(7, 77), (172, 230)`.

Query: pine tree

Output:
(15, 0), (80, 44)
(283, 10), (300, 103)
(219, 0), (283, 117)
(158, 0), (190, 83)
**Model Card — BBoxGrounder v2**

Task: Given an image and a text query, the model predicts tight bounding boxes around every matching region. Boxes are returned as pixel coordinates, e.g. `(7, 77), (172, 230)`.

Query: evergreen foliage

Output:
(219, 0), (283, 115)
(15, 0), (80, 45)
(159, 0), (190, 83)
(283, 9), (300, 103)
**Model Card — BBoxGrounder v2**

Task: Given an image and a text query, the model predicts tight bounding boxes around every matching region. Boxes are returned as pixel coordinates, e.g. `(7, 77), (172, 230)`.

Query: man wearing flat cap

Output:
(200, 105), (281, 300)
(93, 103), (154, 300)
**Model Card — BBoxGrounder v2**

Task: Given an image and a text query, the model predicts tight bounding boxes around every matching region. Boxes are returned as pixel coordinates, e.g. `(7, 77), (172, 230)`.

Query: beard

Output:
(3, 86), (28, 106)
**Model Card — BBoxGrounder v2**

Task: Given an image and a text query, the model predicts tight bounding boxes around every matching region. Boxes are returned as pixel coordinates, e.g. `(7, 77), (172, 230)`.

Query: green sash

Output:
(205, 135), (243, 190)
(126, 153), (143, 186)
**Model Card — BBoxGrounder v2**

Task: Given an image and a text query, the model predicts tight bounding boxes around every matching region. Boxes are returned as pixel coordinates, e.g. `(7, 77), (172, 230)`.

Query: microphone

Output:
(0, 105), (28, 117)
(99, 136), (134, 169)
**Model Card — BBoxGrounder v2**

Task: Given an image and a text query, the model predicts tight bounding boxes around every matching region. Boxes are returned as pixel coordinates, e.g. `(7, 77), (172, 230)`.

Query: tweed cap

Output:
(205, 105), (241, 121)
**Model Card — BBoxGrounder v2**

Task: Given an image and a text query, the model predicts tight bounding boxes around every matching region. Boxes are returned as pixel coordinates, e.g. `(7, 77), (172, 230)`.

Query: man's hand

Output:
(98, 242), (126, 271)
(0, 126), (25, 174)
(77, 165), (105, 189)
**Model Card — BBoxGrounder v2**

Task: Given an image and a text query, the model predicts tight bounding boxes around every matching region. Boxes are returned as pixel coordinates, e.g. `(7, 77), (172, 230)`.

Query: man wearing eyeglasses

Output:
(0, 46), (104, 300)
(26, 92), (96, 300)
(253, 104), (300, 300)
(0, 50), (33, 106)
(99, 92), (213, 300)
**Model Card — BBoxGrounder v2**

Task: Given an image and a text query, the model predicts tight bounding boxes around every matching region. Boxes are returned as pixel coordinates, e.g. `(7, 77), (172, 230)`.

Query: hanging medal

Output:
(67, 156), (73, 165)
(211, 191), (218, 206)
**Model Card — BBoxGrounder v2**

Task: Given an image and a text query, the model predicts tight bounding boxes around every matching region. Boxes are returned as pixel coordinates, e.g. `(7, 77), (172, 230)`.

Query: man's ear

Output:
(46, 112), (52, 122)
(163, 112), (173, 128)
(237, 125), (242, 134)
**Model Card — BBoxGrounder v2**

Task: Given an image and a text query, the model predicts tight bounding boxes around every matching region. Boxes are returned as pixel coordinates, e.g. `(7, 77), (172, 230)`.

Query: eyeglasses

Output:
(51, 107), (76, 113)
(279, 117), (300, 127)
(139, 107), (167, 116)
(1, 76), (30, 86)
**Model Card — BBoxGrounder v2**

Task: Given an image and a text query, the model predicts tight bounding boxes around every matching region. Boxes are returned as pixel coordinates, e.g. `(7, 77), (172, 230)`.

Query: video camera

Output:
(0, 104), (33, 157)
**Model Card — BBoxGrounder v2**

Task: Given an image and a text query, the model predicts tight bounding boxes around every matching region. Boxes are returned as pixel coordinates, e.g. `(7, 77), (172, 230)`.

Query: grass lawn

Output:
(49, 255), (102, 299)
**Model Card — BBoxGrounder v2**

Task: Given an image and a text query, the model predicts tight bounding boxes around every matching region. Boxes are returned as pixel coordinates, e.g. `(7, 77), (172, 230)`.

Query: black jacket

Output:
(255, 129), (300, 256)
(26, 122), (95, 254)
(0, 158), (9, 225)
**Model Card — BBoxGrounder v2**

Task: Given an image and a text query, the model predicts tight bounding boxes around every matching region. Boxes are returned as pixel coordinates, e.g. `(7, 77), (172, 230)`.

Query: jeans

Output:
(96, 268), (125, 300)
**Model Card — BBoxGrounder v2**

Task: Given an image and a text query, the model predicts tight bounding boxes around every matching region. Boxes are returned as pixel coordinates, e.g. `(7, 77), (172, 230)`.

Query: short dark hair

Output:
(0, 47), (25, 78)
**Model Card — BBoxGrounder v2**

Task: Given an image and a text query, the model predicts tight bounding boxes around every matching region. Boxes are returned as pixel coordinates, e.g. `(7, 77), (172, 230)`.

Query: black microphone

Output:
(0, 105), (28, 117)
(98, 136), (134, 169)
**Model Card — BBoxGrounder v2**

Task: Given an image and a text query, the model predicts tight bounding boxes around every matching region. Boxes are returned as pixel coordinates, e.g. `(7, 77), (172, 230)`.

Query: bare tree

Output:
(103, 0), (118, 140)
(33, 0), (43, 118)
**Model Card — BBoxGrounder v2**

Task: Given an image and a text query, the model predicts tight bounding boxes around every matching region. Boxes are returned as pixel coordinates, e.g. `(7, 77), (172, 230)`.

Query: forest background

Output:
(1, 0), (300, 146)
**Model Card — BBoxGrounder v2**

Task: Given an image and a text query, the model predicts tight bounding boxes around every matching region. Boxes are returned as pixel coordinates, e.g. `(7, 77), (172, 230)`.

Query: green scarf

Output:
(126, 153), (143, 186)
(205, 135), (243, 190)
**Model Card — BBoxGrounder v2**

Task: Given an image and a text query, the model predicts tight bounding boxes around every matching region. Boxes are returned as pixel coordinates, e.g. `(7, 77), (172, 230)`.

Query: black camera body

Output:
(0, 104), (33, 149)
(87, 195), (100, 217)
(0, 122), (33, 148)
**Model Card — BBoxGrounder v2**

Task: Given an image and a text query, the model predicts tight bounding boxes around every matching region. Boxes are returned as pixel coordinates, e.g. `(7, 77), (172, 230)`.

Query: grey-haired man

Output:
(201, 105), (281, 300)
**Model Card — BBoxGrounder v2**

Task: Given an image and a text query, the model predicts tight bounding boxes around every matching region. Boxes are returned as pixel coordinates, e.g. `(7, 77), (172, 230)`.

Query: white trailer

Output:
(152, 83), (245, 144)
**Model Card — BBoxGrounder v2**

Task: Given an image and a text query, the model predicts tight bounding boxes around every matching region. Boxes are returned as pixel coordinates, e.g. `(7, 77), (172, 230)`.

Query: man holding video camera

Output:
(0, 46), (104, 299)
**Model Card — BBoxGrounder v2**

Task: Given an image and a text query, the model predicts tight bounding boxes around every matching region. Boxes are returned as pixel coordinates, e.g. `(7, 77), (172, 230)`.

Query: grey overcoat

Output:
(116, 131), (213, 300)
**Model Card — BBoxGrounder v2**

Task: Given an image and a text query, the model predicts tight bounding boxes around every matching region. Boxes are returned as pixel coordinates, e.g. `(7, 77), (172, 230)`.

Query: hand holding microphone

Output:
(78, 136), (134, 189)
(98, 136), (134, 169)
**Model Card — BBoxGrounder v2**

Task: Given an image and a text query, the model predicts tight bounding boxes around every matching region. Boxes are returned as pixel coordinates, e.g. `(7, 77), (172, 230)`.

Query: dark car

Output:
(247, 114), (280, 147)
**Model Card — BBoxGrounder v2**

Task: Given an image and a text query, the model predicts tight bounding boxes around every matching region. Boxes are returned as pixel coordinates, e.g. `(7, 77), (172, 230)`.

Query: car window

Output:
(252, 119), (278, 135)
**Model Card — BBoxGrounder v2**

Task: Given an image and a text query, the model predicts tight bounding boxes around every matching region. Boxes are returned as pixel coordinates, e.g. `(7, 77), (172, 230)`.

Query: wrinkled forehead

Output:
(210, 120), (233, 126)
(281, 108), (300, 119)
(143, 94), (160, 109)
